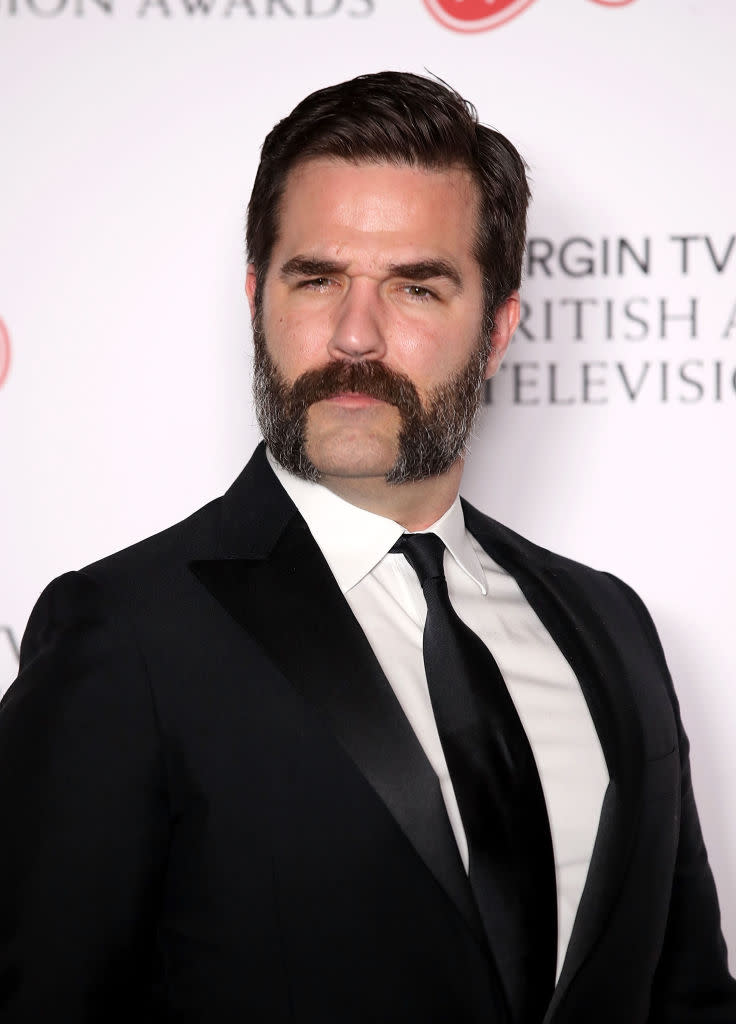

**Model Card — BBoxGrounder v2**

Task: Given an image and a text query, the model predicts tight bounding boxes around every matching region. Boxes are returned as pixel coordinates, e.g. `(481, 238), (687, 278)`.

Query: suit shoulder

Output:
(79, 445), (275, 591)
(462, 498), (666, 648)
(461, 498), (611, 580)
(11, 494), (227, 685)
(79, 493), (224, 596)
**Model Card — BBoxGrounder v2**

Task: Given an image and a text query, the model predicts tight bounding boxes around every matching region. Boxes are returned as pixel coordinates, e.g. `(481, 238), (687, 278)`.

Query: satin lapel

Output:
(190, 447), (484, 947)
(462, 503), (646, 1015)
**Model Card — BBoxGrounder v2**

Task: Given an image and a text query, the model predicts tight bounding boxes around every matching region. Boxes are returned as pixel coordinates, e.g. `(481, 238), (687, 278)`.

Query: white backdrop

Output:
(1, 0), (734, 967)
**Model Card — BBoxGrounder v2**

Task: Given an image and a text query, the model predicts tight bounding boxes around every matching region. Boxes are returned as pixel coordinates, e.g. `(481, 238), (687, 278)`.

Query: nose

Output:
(327, 278), (386, 363)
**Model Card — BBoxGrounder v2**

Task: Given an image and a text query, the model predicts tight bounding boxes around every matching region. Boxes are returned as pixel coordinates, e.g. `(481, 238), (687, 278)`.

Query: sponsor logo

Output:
(483, 231), (736, 407)
(0, 319), (10, 389)
(423, 0), (635, 33)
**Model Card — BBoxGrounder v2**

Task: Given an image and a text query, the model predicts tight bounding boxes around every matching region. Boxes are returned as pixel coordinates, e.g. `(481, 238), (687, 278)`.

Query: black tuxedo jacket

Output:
(1, 443), (734, 1022)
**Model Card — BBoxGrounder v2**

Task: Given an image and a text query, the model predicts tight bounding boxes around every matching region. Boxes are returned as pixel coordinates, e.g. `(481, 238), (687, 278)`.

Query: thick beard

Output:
(251, 312), (492, 484)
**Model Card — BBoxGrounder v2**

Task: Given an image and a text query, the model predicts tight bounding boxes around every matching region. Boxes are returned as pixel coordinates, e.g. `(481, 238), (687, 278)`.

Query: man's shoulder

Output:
(80, 445), (280, 590)
(81, 494), (224, 587)
(462, 498), (659, 640)
(9, 493), (229, 688)
(461, 498), (606, 580)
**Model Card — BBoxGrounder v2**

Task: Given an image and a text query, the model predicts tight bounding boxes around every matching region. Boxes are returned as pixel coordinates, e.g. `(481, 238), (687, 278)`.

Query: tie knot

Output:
(391, 532), (446, 587)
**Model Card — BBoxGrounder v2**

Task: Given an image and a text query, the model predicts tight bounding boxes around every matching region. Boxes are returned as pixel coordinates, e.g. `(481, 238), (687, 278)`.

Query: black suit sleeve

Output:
(0, 571), (169, 1021)
(609, 576), (736, 1022)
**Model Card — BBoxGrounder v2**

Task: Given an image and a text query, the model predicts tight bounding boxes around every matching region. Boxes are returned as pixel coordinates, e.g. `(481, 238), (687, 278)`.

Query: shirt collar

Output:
(429, 498), (488, 595)
(267, 450), (487, 596)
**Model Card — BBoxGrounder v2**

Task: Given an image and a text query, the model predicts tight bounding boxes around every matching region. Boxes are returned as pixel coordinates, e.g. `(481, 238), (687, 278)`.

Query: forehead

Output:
(272, 158), (480, 267)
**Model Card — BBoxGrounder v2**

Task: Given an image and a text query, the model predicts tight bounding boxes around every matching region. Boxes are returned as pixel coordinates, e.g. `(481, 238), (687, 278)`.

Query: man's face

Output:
(247, 158), (515, 484)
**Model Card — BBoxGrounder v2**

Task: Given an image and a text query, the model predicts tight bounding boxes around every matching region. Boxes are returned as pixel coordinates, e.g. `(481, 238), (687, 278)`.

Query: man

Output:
(1, 72), (734, 1023)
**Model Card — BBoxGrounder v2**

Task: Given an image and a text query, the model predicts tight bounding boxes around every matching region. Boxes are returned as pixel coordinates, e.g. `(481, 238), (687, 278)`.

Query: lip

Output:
(322, 393), (385, 408)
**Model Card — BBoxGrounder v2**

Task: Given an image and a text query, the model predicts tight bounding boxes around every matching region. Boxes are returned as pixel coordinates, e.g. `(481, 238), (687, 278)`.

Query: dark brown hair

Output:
(246, 71), (530, 318)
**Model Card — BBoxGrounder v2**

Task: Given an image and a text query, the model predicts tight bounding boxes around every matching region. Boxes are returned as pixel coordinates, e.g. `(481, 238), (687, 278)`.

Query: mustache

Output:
(286, 360), (423, 420)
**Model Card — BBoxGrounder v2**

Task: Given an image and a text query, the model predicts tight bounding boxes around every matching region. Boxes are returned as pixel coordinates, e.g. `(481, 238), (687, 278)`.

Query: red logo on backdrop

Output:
(423, 0), (636, 33)
(0, 319), (10, 389)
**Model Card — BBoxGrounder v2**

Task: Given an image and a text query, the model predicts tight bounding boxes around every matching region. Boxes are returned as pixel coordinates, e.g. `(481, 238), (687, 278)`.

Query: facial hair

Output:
(251, 313), (492, 484)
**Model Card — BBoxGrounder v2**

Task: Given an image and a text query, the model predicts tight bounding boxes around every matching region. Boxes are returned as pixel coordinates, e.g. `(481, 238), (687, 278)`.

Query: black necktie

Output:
(392, 532), (557, 1024)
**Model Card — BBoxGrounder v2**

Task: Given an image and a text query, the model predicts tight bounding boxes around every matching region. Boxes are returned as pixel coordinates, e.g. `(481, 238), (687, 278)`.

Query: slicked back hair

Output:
(245, 71), (530, 321)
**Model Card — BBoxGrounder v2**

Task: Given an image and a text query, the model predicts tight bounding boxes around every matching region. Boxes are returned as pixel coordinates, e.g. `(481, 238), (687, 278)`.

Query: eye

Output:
(403, 284), (435, 301)
(300, 276), (335, 291)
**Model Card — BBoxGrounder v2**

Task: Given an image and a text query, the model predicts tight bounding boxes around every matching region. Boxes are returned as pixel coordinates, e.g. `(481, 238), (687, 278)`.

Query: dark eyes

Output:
(296, 279), (437, 301)
(404, 285), (434, 300)
(299, 277), (333, 290)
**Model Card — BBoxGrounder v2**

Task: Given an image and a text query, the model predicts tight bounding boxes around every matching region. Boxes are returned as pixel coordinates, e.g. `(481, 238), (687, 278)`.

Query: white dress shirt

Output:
(268, 453), (608, 978)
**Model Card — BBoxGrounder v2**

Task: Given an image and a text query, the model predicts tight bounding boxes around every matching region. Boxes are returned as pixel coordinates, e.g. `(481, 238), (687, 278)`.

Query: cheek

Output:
(263, 307), (331, 377)
(391, 321), (470, 382)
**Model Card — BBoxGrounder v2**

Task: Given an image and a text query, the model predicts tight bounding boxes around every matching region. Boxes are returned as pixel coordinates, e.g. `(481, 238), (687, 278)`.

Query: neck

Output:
(319, 461), (464, 532)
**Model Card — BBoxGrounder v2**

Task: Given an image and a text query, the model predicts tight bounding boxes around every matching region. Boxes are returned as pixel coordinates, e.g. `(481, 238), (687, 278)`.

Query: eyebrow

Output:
(279, 256), (348, 279)
(279, 255), (463, 290)
(386, 260), (463, 290)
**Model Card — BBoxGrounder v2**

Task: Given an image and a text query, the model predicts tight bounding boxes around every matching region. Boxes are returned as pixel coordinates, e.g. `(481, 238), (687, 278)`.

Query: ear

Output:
(245, 264), (258, 322)
(484, 291), (520, 379)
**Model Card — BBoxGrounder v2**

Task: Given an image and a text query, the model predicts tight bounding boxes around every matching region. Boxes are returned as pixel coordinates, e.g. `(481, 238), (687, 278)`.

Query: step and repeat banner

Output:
(1, 0), (734, 962)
